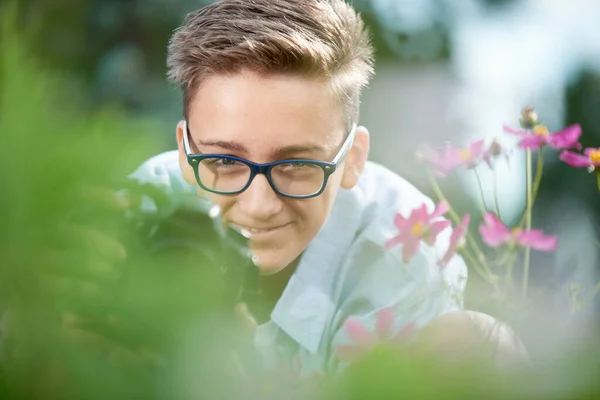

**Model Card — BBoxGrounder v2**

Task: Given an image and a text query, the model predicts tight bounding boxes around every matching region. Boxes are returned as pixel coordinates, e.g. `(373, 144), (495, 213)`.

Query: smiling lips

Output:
(234, 223), (288, 235)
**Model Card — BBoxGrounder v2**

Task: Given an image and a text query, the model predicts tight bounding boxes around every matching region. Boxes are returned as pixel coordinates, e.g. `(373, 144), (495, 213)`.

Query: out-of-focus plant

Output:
(320, 107), (600, 400)
(406, 107), (600, 307)
(0, 4), (257, 399)
(373, 106), (600, 322)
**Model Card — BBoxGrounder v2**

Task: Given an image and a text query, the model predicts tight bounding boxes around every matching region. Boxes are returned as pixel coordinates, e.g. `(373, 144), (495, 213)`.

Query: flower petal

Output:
(517, 229), (558, 251)
(518, 135), (547, 149)
(384, 234), (404, 250)
(344, 317), (374, 346)
(549, 124), (582, 150)
(503, 125), (528, 136)
(480, 225), (510, 247)
(393, 212), (408, 231)
(483, 212), (510, 234)
(428, 147), (463, 176)
(469, 139), (486, 157)
(376, 308), (395, 340)
(438, 214), (470, 268)
(424, 220), (451, 245)
(560, 150), (591, 168)
(480, 213), (511, 247)
(402, 237), (421, 264)
(431, 200), (450, 219)
(390, 322), (415, 345)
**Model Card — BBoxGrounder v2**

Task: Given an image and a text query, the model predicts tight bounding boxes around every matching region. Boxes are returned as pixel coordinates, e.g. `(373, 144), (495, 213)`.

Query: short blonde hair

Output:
(167, 0), (374, 124)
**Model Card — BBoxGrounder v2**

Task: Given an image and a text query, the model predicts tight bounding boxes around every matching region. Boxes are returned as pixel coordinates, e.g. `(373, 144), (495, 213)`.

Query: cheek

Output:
(206, 192), (236, 214)
(292, 187), (339, 233)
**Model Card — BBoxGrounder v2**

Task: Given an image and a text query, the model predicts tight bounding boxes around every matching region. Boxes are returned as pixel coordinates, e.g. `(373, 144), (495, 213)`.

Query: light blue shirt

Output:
(129, 151), (467, 375)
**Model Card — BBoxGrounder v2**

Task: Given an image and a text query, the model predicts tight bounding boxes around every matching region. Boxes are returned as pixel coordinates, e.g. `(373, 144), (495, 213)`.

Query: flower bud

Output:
(519, 107), (538, 129)
(488, 140), (503, 157)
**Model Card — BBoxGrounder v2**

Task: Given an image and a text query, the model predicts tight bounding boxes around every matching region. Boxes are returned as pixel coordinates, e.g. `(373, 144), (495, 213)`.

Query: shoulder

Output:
(331, 161), (467, 323)
(125, 150), (207, 215)
(128, 150), (192, 193)
(343, 161), (436, 232)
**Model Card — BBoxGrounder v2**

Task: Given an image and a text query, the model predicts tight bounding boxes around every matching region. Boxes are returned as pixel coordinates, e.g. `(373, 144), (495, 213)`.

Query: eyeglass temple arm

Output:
(332, 123), (357, 165)
(182, 120), (193, 155)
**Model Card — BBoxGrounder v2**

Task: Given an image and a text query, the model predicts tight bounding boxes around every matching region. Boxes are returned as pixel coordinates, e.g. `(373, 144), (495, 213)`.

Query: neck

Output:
(250, 257), (300, 324)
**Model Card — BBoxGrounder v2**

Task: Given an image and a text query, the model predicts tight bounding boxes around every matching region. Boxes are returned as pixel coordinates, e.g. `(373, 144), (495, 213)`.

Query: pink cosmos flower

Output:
(559, 147), (600, 172)
(503, 124), (582, 150)
(479, 212), (558, 251)
(438, 214), (470, 268)
(335, 308), (414, 363)
(385, 201), (451, 263)
(426, 140), (486, 176)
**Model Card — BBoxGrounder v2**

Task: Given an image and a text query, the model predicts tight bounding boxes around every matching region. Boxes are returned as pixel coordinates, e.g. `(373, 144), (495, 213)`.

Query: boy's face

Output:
(177, 70), (369, 275)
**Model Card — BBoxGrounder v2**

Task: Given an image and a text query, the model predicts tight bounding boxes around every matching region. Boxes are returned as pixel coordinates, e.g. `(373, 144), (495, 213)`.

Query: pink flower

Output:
(426, 140), (486, 176)
(385, 201), (451, 263)
(503, 124), (582, 150)
(335, 308), (414, 363)
(438, 214), (470, 268)
(479, 212), (558, 251)
(560, 147), (600, 172)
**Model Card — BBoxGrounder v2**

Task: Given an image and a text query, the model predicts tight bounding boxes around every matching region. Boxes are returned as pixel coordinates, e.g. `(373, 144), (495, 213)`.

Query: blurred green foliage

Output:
(1, 1), (599, 399)
(0, 5), (249, 398)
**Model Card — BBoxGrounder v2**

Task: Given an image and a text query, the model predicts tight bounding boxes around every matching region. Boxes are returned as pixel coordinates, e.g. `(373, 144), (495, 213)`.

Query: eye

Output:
(281, 161), (319, 169)
(204, 157), (240, 166)
(218, 158), (238, 166)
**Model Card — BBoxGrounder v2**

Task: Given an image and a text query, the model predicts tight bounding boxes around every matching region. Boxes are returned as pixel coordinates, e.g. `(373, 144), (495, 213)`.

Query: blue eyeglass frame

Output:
(182, 120), (357, 199)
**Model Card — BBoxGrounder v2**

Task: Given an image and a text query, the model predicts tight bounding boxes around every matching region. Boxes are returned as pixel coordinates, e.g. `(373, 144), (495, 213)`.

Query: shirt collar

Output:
(270, 187), (363, 354)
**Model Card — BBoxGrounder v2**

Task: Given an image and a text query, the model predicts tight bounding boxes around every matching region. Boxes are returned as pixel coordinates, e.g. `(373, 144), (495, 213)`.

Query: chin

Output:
(252, 251), (296, 276)
(256, 262), (288, 276)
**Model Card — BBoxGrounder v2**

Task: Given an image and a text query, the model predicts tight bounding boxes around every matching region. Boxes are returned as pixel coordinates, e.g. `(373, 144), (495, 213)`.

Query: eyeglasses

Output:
(182, 121), (356, 199)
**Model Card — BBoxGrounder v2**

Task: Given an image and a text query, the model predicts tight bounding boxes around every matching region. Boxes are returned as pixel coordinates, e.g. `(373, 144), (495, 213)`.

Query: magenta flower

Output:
(479, 212), (558, 251)
(385, 201), (451, 263)
(426, 140), (486, 176)
(560, 147), (600, 172)
(438, 214), (470, 268)
(335, 308), (414, 363)
(503, 124), (582, 150)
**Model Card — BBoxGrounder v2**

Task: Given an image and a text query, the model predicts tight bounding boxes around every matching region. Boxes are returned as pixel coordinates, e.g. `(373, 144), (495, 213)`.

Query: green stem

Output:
(473, 168), (488, 215)
(596, 171), (600, 193)
(459, 248), (497, 287)
(518, 148), (544, 228)
(493, 169), (502, 220)
(503, 250), (517, 289)
(522, 150), (533, 297)
(427, 170), (496, 282)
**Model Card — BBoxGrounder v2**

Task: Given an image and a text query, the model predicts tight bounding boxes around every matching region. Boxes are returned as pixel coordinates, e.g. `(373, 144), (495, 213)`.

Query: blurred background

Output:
(13, 0), (598, 301)
(2, 0), (599, 398)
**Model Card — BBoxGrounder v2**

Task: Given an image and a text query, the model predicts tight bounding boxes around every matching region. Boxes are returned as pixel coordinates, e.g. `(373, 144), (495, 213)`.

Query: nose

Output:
(237, 174), (283, 221)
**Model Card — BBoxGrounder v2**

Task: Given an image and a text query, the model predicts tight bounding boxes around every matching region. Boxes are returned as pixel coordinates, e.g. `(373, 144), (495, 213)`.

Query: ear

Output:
(176, 120), (198, 186)
(340, 125), (370, 189)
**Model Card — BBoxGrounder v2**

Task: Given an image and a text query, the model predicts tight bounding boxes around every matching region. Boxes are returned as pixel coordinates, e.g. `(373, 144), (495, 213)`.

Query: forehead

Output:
(187, 71), (346, 152)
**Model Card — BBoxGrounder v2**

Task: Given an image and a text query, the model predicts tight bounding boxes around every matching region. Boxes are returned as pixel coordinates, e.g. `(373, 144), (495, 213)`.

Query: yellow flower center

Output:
(411, 222), (424, 236)
(459, 148), (472, 161)
(589, 149), (600, 163)
(533, 125), (549, 136)
(511, 228), (521, 236)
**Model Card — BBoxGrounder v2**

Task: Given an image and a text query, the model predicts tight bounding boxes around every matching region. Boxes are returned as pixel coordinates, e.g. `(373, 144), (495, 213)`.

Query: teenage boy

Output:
(130, 0), (468, 374)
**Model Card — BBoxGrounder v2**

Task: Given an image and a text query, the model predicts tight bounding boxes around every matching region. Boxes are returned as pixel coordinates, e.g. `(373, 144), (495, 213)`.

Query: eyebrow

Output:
(274, 143), (328, 157)
(196, 140), (328, 157)
(197, 140), (248, 153)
